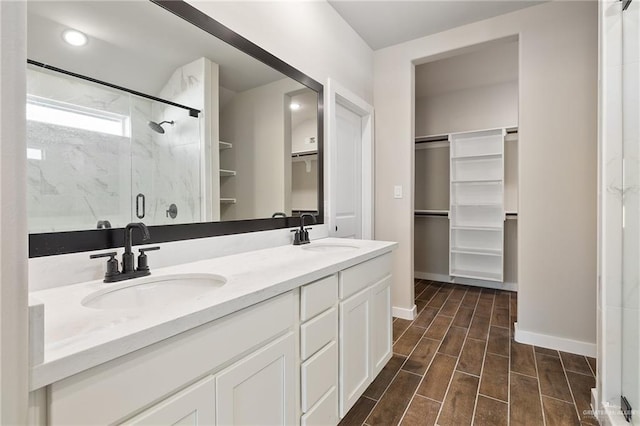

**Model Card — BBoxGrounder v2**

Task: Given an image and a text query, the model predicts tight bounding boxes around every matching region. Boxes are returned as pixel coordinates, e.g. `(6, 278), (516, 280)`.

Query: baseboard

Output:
(514, 322), (597, 357)
(597, 402), (628, 426)
(415, 271), (518, 292)
(392, 305), (417, 321)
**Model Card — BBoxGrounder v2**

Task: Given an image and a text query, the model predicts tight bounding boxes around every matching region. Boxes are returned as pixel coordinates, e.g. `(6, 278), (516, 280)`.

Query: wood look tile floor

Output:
(339, 280), (598, 426)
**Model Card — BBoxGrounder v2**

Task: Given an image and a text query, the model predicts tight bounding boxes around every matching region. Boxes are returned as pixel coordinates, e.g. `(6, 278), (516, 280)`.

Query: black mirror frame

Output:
(28, 0), (324, 258)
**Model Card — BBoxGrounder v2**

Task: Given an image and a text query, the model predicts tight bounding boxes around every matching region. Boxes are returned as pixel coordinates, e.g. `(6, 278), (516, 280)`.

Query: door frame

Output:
(326, 78), (374, 239)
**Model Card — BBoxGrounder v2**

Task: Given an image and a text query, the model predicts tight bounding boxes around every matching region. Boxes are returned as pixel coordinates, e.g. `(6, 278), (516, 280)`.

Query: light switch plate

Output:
(393, 185), (402, 199)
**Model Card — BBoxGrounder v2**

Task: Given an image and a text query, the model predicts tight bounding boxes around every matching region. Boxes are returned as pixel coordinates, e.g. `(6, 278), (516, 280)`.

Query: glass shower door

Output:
(622, 0), (640, 422)
(130, 98), (202, 227)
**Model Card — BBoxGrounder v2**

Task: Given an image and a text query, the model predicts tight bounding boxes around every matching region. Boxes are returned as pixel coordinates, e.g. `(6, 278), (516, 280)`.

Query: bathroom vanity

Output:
(28, 238), (396, 425)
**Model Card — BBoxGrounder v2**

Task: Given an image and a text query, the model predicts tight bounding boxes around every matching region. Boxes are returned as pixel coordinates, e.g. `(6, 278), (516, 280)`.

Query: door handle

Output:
(136, 193), (145, 219)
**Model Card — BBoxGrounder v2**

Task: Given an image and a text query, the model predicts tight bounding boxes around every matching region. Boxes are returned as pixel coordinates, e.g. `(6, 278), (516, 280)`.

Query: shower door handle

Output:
(136, 193), (145, 219)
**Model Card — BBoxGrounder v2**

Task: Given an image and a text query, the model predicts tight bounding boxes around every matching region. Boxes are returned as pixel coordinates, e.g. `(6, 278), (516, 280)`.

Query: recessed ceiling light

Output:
(62, 29), (88, 47)
(290, 102), (301, 111)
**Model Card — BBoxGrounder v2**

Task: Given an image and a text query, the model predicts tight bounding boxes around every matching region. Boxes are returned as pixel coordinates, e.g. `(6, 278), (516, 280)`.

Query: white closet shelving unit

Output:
(449, 128), (506, 282)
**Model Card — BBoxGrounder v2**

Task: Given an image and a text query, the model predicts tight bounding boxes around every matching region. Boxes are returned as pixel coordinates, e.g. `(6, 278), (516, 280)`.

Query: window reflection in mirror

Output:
(26, 1), (319, 234)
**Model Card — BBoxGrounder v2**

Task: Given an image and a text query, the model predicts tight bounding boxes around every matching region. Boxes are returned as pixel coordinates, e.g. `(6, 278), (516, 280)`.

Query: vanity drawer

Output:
(301, 274), (338, 321)
(301, 306), (337, 360)
(339, 253), (392, 299)
(301, 341), (337, 413)
(301, 387), (338, 426)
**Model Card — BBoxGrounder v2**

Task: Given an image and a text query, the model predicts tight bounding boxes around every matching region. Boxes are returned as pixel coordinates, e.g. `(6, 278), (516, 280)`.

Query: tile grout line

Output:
(397, 285), (468, 425)
(532, 339), (547, 426)
(557, 349), (583, 422)
(469, 292), (495, 425)
(432, 287), (481, 425)
(479, 392), (509, 405)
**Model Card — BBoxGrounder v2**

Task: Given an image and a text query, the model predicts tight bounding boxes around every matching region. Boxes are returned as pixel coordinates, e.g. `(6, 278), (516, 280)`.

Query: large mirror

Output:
(26, 0), (323, 256)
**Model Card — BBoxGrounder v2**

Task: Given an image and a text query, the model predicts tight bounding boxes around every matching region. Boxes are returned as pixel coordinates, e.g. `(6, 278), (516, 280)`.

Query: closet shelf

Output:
(451, 225), (502, 232)
(451, 247), (502, 257)
(452, 153), (502, 160)
(451, 179), (502, 184)
(452, 203), (502, 208)
(219, 141), (232, 150)
(220, 169), (236, 177)
(450, 269), (503, 282)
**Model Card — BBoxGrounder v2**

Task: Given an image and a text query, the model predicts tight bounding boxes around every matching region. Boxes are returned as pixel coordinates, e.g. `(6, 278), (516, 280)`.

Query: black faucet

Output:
(293, 213), (316, 245)
(123, 223), (150, 274)
(90, 222), (160, 283)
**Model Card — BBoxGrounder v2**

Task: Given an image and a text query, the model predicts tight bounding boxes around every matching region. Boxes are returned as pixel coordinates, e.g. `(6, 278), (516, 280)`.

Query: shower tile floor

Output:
(339, 280), (598, 426)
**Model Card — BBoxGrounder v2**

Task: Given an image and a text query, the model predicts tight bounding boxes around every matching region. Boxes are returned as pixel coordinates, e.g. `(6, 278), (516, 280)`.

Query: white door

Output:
(334, 103), (362, 239)
(216, 333), (295, 425)
(124, 376), (215, 426)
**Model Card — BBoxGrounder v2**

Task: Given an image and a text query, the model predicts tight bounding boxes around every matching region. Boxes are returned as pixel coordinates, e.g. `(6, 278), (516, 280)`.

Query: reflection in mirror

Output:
(26, 1), (319, 234)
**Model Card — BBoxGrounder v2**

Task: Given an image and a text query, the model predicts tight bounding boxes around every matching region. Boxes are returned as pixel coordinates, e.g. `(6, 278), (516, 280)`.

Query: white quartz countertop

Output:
(29, 238), (397, 390)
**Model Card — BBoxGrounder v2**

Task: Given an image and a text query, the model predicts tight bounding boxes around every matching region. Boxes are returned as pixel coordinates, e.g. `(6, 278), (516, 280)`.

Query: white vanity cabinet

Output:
(215, 333), (296, 425)
(299, 275), (339, 426)
(125, 376), (216, 425)
(30, 243), (396, 426)
(338, 253), (393, 417)
(124, 332), (296, 426)
(46, 292), (297, 425)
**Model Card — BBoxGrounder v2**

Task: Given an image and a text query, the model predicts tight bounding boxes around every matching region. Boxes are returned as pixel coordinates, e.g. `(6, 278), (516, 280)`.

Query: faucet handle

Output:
(137, 246), (160, 272)
(89, 251), (120, 280)
(89, 251), (117, 259)
(138, 246), (160, 254)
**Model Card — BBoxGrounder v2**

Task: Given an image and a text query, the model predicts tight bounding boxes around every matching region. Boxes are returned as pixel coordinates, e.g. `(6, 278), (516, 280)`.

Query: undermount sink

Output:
(302, 243), (360, 253)
(81, 273), (227, 310)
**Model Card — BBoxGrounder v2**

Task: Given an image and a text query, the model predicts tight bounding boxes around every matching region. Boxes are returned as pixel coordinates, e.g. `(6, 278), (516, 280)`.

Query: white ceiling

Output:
(328, 0), (543, 50)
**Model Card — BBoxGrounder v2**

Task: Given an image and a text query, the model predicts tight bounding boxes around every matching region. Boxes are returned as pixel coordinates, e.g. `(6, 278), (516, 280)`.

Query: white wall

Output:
(415, 81), (518, 136)
(375, 1), (598, 352)
(188, 1), (374, 104)
(0, 1), (29, 423)
(220, 78), (304, 219)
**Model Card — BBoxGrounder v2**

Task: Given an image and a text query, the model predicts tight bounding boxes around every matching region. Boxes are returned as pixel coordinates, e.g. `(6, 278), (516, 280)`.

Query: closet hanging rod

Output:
(415, 135), (449, 144)
(415, 127), (518, 144)
(415, 210), (449, 217)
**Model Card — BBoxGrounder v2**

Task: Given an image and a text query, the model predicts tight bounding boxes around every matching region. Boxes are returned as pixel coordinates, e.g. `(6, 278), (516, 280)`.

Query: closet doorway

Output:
(413, 37), (519, 291)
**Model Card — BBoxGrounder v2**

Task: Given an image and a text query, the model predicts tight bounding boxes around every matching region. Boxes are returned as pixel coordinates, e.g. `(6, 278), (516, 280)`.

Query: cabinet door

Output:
(339, 287), (371, 417)
(124, 376), (215, 426)
(370, 275), (392, 378)
(216, 332), (295, 425)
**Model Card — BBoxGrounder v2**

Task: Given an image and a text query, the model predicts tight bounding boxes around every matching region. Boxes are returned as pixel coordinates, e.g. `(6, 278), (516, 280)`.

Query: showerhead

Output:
(148, 120), (174, 134)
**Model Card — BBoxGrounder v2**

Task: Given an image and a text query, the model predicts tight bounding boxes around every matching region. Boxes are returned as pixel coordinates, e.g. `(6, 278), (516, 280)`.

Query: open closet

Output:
(414, 38), (519, 291)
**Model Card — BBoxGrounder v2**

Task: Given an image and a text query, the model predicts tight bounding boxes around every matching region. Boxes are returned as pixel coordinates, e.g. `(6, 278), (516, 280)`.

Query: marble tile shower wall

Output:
(26, 62), (204, 232)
